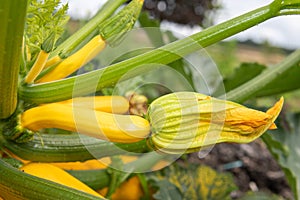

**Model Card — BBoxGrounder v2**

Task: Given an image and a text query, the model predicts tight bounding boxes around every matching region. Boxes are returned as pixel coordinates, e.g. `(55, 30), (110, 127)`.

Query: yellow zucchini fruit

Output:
(21, 103), (150, 143)
(20, 163), (104, 198)
(147, 92), (284, 154)
(98, 176), (143, 200)
(51, 156), (136, 171)
(36, 0), (145, 84)
(44, 55), (61, 69)
(51, 159), (109, 171)
(58, 96), (129, 114)
(37, 35), (106, 83)
(24, 50), (49, 84)
(51, 155), (169, 172)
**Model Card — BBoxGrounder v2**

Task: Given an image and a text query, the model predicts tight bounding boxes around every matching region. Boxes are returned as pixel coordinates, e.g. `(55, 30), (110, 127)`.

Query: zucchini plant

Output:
(0, 0), (300, 199)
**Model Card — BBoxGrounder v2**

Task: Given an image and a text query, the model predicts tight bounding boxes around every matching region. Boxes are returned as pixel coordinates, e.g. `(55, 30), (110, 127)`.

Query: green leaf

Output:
(138, 11), (164, 47)
(214, 62), (266, 96)
(239, 191), (283, 200)
(218, 56), (300, 98)
(226, 49), (300, 103)
(149, 164), (237, 200)
(262, 113), (300, 200)
(151, 178), (182, 200)
(225, 63), (265, 92)
(26, 0), (69, 57)
(255, 63), (300, 97)
(196, 165), (237, 200)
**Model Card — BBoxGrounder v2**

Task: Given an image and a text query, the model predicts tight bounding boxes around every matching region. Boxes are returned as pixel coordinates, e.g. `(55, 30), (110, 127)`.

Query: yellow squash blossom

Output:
(147, 92), (283, 154)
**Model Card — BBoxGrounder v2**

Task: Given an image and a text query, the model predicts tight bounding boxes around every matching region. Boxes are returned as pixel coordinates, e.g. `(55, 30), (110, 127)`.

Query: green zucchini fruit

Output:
(1, 132), (150, 162)
(67, 169), (110, 190)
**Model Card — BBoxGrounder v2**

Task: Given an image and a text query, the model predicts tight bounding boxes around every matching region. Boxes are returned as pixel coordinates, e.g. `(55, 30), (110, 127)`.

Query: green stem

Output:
(0, 0), (27, 118)
(20, 2), (283, 104)
(124, 152), (167, 173)
(51, 0), (127, 57)
(137, 173), (151, 200)
(278, 0), (300, 15)
(278, 8), (300, 15)
(225, 49), (300, 102)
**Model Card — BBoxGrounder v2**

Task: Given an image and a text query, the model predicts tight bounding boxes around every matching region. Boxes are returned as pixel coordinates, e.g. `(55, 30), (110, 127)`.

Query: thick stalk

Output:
(225, 49), (300, 102)
(0, 0), (27, 118)
(19, 2), (282, 104)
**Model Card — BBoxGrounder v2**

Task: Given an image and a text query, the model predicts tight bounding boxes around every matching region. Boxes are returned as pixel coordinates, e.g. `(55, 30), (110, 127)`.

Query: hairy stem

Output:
(0, 0), (27, 118)
(20, 3), (282, 104)
(52, 0), (127, 57)
(225, 49), (300, 102)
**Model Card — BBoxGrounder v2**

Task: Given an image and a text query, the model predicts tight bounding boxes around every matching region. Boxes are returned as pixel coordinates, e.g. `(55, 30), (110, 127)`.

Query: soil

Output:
(187, 139), (293, 199)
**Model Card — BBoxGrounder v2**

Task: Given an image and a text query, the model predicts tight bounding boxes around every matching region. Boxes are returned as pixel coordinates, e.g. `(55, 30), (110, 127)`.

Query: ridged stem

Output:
(51, 0), (127, 57)
(0, 0), (27, 118)
(225, 49), (300, 102)
(20, 2), (282, 104)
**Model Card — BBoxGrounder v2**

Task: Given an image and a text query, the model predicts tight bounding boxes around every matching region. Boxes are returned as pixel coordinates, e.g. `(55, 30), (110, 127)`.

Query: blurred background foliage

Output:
(142, 0), (220, 27)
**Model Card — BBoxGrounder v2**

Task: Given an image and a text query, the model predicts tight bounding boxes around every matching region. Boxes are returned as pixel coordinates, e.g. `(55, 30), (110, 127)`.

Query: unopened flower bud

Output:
(147, 92), (283, 154)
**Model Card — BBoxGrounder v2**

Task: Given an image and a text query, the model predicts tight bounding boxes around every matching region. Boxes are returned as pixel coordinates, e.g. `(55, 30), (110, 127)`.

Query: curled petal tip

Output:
(267, 97), (284, 117)
(264, 97), (284, 131)
(266, 96), (284, 129)
(268, 123), (277, 130)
